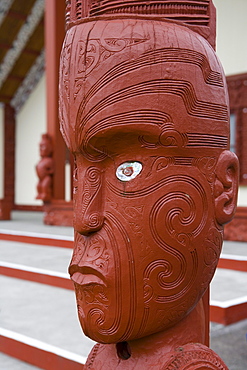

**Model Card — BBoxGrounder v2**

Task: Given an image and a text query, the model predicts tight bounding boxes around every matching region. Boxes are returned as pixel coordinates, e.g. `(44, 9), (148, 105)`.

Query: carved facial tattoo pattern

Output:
(68, 144), (224, 343)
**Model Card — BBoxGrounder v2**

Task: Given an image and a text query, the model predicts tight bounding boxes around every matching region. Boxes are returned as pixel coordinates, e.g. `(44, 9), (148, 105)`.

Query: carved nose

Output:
(74, 167), (104, 235)
(74, 211), (104, 235)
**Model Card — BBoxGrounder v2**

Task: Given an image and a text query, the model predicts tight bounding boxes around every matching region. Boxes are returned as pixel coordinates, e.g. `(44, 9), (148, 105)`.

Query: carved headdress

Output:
(65, 0), (216, 48)
(60, 0), (228, 155)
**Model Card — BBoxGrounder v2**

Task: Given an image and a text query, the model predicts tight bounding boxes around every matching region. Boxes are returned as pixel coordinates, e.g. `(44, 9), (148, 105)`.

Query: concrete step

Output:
(210, 268), (247, 325)
(1, 211), (247, 369)
(0, 211), (72, 237)
(0, 275), (95, 369)
(1, 269), (247, 369)
(1, 239), (247, 327)
(219, 241), (247, 272)
(1, 212), (247, 271)
(0, 240), (72, 272)
(0, 211), (73, 248)
(2, 216), (247, 271)
(0, 352), (41, 370)
(0, 240), (73, 290)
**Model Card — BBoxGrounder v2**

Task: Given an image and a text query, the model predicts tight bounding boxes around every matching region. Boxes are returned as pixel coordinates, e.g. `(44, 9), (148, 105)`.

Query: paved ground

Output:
(0, 353), (41, 370)
(211, 320), (247, 370)
(0, 275), (95, 356)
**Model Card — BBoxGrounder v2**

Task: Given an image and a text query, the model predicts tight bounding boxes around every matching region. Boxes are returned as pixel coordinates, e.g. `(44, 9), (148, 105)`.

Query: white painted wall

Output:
(0, 104), (4, 199)
(214, 0), (247, 76)
(15, 75), (46, 205)
(65, 161), (71, 202)
(238, 187), (247, 207)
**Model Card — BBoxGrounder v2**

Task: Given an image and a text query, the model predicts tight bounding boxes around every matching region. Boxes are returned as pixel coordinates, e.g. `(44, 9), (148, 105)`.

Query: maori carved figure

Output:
(59, 1), (239, 368)
(36, 133), (54, 202)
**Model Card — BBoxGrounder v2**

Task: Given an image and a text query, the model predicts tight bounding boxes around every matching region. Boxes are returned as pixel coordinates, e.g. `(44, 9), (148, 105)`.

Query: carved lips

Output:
(69, 264), (106, 287)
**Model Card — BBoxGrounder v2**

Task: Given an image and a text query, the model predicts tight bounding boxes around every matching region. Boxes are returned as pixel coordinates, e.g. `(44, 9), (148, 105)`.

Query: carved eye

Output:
(116, 161), (142, 181)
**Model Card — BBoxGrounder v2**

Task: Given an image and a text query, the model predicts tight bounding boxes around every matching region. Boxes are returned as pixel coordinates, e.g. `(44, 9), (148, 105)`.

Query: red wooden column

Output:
(0, 104), (15, 220)
(44, 0), (66, 200)
(43, 0), (73, 226)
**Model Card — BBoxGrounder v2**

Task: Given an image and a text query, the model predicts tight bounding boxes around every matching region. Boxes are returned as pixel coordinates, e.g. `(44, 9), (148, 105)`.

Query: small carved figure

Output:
(59, 1), (239, 368)
(36, 134), (54, 202)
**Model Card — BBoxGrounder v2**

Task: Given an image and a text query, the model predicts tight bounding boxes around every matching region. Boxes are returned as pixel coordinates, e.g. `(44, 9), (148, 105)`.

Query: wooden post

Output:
(59, 1), (236, 368)
(0, 104), (15, 219)
(44, 0), (66, 200)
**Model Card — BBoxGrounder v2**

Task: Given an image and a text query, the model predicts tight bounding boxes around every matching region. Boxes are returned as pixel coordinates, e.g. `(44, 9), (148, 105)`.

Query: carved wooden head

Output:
(59, 15), (238, 343)
(39, 133), (53, 158)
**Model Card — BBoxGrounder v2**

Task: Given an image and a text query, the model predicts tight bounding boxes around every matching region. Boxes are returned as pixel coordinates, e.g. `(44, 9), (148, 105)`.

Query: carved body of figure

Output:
(59, 1), (238, 368)
(36, 134), (54, 202)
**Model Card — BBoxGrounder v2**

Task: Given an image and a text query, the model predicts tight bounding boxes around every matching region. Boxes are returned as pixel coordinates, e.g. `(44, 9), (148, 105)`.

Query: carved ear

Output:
(214, 151), (239, 225)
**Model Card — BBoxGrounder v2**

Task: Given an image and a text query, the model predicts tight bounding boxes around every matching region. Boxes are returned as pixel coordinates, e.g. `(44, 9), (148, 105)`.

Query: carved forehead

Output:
(59, 19), (228, 152)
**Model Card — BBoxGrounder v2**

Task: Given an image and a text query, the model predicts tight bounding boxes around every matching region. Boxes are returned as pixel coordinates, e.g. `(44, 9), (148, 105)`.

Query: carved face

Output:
(69, 137), (223, 344)
(39, 136), (52, 158)
(60, 19), (237, 343)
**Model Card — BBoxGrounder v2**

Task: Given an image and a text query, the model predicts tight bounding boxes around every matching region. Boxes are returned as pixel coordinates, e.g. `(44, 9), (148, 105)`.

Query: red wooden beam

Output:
(0, 263), (73, 290)
(218, 257), (247, 272)
(0, 329), (85, 370)
(210, 298), (247, 325)
(0, 232), (73, 248)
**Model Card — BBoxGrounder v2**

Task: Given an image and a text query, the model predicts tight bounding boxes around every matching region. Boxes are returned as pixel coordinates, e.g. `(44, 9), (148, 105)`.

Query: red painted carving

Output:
(43, 200), (73, 226)
(224, 207), (247, 242)
(59, 0), (238, 368)
(36, 134), (54, 202)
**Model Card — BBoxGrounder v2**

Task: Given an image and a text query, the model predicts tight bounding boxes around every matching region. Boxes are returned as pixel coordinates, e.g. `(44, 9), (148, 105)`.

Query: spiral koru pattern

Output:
(150, 175), (208, 249)
(88, 307), (106, 328)
(83, 285), (109, 306)
(81, 167), (103, 230)
(85, 212), (102, 229)
(86, 166), (102, 187)
(146, 175), (209, 302)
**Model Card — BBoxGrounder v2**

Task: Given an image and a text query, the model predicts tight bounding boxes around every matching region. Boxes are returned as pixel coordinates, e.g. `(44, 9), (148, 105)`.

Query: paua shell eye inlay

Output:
(116, 161), (142, 181)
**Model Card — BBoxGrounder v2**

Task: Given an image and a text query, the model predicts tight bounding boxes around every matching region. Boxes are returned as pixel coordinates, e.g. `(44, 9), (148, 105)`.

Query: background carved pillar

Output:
(45, 0), (66, 200)
(43, 0), (74, 226)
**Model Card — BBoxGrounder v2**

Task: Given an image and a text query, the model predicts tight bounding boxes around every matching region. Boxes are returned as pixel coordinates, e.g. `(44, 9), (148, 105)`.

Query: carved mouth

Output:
(69, 265), (106, 286)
